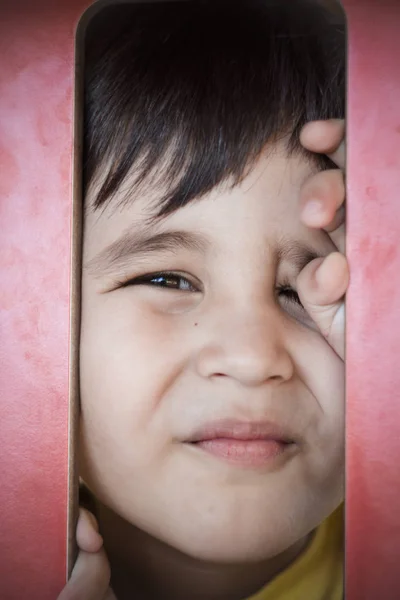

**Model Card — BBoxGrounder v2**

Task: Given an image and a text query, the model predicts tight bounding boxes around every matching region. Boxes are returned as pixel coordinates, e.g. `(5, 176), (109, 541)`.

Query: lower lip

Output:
(193, 438), (290, 467)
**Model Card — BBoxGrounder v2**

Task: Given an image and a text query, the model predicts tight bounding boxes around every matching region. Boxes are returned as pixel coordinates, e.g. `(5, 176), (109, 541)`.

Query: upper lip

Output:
(187, 419), (297, 444)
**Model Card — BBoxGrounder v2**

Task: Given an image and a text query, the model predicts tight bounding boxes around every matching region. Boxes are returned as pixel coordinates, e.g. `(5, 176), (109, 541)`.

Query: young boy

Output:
(60, 0), (348, 598)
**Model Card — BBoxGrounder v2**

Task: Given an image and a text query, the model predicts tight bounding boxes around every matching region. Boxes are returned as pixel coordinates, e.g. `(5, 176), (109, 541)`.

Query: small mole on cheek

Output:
(194, 323), (198, 327)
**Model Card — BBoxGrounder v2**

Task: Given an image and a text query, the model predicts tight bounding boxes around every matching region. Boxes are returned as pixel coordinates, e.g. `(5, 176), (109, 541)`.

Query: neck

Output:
(96, 500), (313, 600)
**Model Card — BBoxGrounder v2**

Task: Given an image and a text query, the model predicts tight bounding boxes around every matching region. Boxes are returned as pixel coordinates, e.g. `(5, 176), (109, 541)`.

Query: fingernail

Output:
(302, 200), (322, 222)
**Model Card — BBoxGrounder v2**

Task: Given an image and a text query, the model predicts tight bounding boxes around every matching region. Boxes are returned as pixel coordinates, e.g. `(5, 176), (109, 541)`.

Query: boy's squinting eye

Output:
(116, 272), (313, 327)
(119, 275), (304, 306)
(119, 272), (200, 292)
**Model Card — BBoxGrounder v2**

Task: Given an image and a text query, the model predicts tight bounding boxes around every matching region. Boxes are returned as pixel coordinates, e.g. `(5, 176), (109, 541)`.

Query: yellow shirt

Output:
(248, 506), (344, 600)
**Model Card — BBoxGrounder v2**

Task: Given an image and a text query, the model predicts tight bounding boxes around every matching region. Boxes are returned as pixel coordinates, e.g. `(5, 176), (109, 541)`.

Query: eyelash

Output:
(118, 272), (303, 308)
(276, 285), (303, 308)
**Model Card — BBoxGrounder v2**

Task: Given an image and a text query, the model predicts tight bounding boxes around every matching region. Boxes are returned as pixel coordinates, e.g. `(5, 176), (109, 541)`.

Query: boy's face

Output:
(80, 144), (344, 562)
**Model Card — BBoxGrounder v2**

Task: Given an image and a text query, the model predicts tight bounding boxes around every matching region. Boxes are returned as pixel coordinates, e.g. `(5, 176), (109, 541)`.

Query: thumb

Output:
(297, 253), (348, 360)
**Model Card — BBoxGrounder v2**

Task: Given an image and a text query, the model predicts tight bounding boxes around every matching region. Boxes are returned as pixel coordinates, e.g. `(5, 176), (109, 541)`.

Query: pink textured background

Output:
(343, 1), (400, 599)
(1, 0), (400, 599)
(0, 1), (91, 598)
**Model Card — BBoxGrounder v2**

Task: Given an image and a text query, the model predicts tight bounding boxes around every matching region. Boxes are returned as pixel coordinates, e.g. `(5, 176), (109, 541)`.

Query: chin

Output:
(169, 537), (296, 565)
(154, 517), (305, 565)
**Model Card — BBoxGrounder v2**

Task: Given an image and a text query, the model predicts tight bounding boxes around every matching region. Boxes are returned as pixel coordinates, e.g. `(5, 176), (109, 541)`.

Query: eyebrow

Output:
(86, 227), (210, 275)
(277, 240), (324, 273)
(87, 224), (324, 278)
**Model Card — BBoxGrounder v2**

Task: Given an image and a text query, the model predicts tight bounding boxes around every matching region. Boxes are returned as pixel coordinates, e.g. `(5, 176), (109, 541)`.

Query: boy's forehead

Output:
(85, 143), (318, 224)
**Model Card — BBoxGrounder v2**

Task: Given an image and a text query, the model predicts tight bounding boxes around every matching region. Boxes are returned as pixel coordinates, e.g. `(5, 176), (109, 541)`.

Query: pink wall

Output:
(0, 1), (91, 598)
(344, 1), (400, 598)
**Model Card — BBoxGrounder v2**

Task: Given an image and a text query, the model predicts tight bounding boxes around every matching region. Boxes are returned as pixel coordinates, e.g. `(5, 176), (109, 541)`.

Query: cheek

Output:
(292, 328), (345, 417)
(292, 331), (345, 478)
(286, 323), (344, 419)
(79, 292), (190, 451)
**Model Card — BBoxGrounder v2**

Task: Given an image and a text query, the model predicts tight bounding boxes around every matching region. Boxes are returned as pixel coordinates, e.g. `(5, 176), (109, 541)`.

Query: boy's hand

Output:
(57, 508), (116, 600)
(297, 119), (348, 360)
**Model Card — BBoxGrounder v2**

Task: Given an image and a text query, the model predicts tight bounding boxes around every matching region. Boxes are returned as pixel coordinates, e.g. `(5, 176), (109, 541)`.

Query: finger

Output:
(76, 508), (104, 553)
(300, 119), (345, 169)
(57, 547), (112, 600)
(297, 253), (349, 360)
(300, 169), (345, 232)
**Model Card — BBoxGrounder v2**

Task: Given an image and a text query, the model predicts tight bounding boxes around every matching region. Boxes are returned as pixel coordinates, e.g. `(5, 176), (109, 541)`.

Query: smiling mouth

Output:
(186, 420), (298, 468)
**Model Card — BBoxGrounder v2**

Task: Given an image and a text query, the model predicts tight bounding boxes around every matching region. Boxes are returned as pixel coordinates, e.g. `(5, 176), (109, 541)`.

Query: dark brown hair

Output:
(84, 0), (345, 216)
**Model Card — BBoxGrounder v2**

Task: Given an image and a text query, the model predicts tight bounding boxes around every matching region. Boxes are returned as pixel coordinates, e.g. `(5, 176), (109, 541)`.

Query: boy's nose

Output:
(194, 306), (294, 387)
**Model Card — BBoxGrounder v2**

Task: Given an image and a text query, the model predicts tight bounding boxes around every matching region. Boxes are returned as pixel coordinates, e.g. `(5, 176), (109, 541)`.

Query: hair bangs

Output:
(84, 0), (345, 216)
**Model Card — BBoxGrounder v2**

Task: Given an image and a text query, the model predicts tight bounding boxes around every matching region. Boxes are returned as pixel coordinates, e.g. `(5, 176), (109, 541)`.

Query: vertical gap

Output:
(67, 9), (86, 579)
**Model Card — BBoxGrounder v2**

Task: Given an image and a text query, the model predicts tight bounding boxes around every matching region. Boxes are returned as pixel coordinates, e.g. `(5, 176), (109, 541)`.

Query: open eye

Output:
(120, 272), (200, 292)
